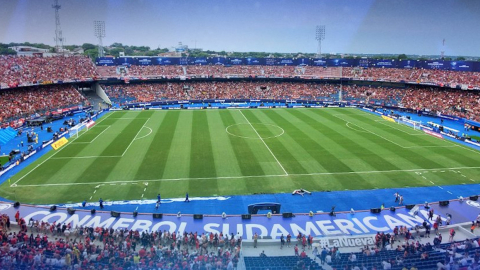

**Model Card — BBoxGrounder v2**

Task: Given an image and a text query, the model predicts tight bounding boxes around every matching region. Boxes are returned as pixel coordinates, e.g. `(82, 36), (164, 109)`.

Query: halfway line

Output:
(239, 110), (288, 176)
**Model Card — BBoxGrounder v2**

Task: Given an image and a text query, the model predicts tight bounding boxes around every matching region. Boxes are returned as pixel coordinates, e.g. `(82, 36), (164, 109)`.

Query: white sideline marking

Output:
(108, 118), (151, 119)
(50, 156), (121, 160)
(122, 118), (150, 156)
(447, 191), (453, 194)
(10, 113), (114, 187)
(11, 166), (480, 188)
(239, 110), (288, 176)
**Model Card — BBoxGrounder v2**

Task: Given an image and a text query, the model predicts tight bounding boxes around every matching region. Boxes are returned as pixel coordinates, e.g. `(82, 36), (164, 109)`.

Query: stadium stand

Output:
(2, 56), (480, 269)
(0, 55), (97, 88)
(244, 255), (322, 270)
(0, 127), (17, 144)
(0, 213), (242, 269)
(0, 85), (89, 125)
(102, 81), (342, 103)
(101, 81), (480, 122)
(95, 64), (480, 88)
(320, 235), (480, 270)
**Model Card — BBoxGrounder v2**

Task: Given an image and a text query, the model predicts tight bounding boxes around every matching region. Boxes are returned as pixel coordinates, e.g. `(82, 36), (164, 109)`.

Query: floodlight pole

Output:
(316, 25), (325, 58)
(52, 0), (65, 53)
(94, 21), (106, 57)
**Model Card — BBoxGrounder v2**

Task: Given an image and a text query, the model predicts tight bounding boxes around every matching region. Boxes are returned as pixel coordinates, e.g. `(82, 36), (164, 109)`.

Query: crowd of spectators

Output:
(102, 82), (341, 104)
(95, 64), (480, 88)
(344, 67), (480, 87)
(400, 88), (480, 122)
(0, 85), (89, 124)
(0, 212), (241, 270)
(0, 55), (97, 88)
(322, 226), (480, 270)
(102, 81), (480, 122)
(1, 55), (479, 88)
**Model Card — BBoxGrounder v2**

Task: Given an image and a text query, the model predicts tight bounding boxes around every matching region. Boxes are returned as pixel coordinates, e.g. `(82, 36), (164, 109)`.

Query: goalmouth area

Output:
(1, 107), (480, 207)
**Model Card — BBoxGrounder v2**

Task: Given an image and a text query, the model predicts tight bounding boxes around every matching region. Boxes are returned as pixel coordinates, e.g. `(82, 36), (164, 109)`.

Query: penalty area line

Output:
(10, 113), (114, 187)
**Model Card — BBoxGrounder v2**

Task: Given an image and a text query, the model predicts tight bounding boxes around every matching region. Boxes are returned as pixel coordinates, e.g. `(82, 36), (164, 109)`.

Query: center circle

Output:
(225, 123), (285, 139)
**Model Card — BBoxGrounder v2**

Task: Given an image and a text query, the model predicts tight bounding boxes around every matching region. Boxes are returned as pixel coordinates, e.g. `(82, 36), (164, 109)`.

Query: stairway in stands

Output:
(83, 90), (107, 111)
(0, 127), (17, 145)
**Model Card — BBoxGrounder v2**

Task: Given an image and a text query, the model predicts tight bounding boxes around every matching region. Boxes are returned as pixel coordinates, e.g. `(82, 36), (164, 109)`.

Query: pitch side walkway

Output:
(55, 183), (480, 215)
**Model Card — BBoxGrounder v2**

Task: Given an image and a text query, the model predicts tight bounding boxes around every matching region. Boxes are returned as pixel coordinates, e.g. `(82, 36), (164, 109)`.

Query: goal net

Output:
(69, 123), (87, 138)
(69, 120), (95, 138)
(397, 116), (422, 130)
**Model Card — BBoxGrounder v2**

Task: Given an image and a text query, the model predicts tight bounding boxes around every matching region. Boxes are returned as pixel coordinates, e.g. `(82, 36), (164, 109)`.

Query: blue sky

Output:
(0, 0), (479, 56)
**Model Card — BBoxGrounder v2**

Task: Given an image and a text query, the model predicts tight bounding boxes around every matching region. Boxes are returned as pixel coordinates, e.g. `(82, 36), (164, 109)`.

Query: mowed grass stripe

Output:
(324, 110), (447, 169)
(270, 109), (354, 173)
(105, 111), (167, 182)
(11, 112), (124, 185)
(287, 109), (402, 189)
(241, 110), (304, 174)
(162, 111), (193, 179)
(317, 109), (445, 188)
(296, 109), (413, 189)
(188, 111), (219, 196)
(334, 110), (477, 168)
(228, 110), (285, 175)
(74, 125), (110, 143)
(54, 111), (127, 158)
(219, 110), (267, 193)
(189, 112), (217, 177)
(254, 110), (329, 173)
(135, 111), (180, 179)
(207, 111), (243, 178)
(71, 111), (154, 183)
(256, 110), (336, 190)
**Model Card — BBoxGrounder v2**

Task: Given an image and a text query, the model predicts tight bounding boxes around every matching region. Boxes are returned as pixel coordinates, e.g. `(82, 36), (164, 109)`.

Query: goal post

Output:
(397, 116), (422, 131)
(69, 122), (87, 138)
(68, 120), (96, 138)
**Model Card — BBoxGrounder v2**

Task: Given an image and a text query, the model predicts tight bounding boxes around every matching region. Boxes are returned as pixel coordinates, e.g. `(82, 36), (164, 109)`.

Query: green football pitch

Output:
(1, 108), (480, 204)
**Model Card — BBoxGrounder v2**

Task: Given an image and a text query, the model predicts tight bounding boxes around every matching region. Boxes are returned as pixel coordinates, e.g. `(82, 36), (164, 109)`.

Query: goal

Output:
(69, 120), (95, 138)
(397, 116), (422, 131)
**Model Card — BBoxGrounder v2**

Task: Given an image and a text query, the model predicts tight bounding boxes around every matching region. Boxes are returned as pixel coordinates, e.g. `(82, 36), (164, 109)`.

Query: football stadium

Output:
(1, 1), (480, 269)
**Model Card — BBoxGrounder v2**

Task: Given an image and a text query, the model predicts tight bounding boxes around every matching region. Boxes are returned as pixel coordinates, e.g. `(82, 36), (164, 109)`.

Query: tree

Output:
(84, 48), (98, 59)
(109, 47), (124, 57)
(456, 57), (466, 61)
(111, 43), (123, 48)
(397, 54), (407, 60)
(82, 43), (96, 51)
(0, 47), (16, 55)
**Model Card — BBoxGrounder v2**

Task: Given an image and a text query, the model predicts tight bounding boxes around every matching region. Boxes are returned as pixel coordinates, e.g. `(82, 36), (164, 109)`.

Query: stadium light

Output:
(94, 20), (106, 57)
(315, 25), (325, 58)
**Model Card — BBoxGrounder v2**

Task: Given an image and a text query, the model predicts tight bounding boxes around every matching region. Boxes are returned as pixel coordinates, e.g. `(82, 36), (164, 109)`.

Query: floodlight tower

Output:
(52, 0), (65, 53)
(94, 21), (106, 57)
(316, 25), (325, 58)
(441, 38), (445, 59)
